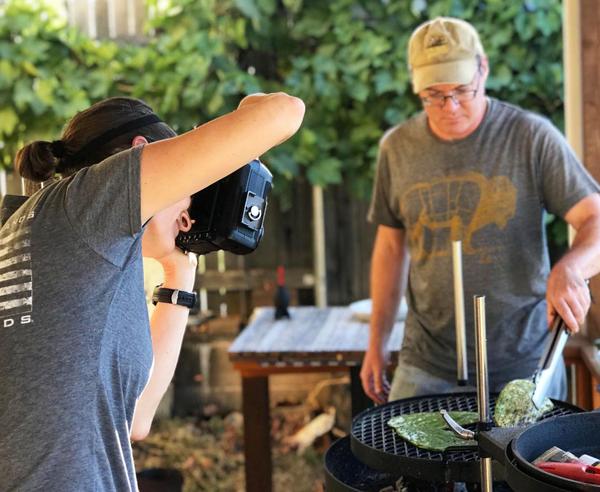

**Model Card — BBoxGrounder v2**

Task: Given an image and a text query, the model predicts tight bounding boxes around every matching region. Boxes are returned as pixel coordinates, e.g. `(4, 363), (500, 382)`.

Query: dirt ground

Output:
(133, 409), (328, 492)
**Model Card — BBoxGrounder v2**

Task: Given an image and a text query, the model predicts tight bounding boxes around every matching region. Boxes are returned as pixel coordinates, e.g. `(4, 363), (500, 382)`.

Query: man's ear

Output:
(479, 56), (489, 77)
(131, 135), (148, 147)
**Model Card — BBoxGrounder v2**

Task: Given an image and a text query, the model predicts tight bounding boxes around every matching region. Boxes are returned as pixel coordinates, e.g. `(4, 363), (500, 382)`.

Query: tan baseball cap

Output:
(408, 17), (485, 94)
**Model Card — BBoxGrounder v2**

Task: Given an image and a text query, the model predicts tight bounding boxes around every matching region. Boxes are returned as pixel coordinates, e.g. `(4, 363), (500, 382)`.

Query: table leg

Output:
(242, 375), (272, 492)
(593, 375), (600, 409)
(349, 365), (373, 418)
(575, 361), (592, 410)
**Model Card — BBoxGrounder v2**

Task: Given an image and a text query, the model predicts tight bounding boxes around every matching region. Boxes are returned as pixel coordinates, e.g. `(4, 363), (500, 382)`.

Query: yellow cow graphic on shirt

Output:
(401, 172), (517, 262)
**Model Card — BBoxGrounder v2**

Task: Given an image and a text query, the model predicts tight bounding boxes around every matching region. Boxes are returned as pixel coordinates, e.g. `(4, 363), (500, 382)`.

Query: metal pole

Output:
(452, 240), (468, 385)
(480, 458), (493, 492)
(563, 0), (582, 246)
(312, 185), (327, 307)
(474, 295), (492, 492)
(0, 170), (6, 197)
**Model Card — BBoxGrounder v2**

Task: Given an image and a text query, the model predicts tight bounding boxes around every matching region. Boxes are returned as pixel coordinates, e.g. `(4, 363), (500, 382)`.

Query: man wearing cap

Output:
(360, 17), (600, 404)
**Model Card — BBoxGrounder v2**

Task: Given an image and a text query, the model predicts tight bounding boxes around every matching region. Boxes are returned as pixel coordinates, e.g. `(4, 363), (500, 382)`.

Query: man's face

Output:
(419, 60), (489, 141)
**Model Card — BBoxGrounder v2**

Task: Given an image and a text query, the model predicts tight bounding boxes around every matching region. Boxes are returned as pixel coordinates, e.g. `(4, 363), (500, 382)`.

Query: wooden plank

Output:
(324, 184), (376, 305)
(565, 338), (593, 410)
(228, 308), (276, 352)
(234, 364), (349, 377)
(196, 267), (315, 291)
(245, 182), (314, 270)
(228, 306), (404, 357)
(581, 344), (600, 382)
(581, 0), (600, 340)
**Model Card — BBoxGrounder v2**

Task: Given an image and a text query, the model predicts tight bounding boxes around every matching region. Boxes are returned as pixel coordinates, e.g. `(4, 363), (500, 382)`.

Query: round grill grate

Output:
(350, 392), (582, 483)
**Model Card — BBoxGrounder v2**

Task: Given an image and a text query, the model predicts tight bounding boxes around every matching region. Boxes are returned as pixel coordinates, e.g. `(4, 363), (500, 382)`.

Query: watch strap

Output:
(152, 285), (196, 309)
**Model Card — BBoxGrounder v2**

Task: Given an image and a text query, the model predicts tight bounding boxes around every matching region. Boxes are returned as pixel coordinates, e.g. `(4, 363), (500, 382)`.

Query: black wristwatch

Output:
(152, 284), (197, 309)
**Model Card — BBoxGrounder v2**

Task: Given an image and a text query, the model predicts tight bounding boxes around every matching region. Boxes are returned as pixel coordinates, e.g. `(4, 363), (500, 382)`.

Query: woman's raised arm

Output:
(140, 92), (305, 222)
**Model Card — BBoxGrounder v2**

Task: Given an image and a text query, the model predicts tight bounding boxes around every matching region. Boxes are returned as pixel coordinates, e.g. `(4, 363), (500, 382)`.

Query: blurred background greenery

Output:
(0, 0), (567, 248)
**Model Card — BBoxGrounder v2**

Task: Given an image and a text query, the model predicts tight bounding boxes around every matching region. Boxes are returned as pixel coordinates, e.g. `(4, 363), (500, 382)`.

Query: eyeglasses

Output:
(420, 72), (481, 108)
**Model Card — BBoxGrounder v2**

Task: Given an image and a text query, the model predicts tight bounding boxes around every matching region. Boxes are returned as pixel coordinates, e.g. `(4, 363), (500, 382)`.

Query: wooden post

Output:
(580, 0), (600, 340)
(241, 375), (272, 492)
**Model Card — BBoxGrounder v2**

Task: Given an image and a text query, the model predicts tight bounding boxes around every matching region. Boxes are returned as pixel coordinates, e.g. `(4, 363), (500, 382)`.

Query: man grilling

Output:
(360, 17), (600, 404)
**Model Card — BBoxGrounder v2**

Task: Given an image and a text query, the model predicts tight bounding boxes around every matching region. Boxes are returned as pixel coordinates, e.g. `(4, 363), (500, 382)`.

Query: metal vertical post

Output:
(0, 170), (7, 197)
(474, 295), (492, 492)
(563, 0), (582, 246)
(312, 185), (327, 307)
(452, 240), (468, 385)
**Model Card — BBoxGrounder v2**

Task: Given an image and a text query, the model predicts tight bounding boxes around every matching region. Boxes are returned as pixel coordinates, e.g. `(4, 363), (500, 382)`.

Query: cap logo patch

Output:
(426, 35), (447, 48)
(425, 34), (449, 57)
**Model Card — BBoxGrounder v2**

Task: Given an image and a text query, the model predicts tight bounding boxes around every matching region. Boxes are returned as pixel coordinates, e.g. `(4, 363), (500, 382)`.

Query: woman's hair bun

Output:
(50, 140), (66, 158)
(15, 140), (60, 182)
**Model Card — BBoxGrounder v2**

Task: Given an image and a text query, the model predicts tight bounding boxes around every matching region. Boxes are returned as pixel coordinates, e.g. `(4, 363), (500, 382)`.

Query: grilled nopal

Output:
(388, 411), (478, 451)
(494, 379), (554, 427)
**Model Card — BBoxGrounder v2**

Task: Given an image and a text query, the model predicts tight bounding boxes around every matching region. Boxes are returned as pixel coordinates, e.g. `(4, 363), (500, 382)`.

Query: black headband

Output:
(62, 113), (163, 166)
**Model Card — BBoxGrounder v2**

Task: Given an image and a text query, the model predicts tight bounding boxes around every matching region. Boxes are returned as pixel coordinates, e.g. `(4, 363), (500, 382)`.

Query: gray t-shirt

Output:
(368, 98), (600, 386)
(0, 146), (152, 491)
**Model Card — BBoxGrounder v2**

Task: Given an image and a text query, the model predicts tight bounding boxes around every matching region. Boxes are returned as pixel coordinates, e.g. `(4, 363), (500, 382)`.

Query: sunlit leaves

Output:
(0, 0), (564, 199)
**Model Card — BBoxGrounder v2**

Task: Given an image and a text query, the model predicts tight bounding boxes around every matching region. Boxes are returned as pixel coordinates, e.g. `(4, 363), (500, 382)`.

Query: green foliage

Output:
(0, 0), (564, 201)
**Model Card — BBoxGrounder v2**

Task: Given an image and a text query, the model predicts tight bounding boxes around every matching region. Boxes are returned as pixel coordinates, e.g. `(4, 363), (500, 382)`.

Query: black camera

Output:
(175, 159), (273, 255)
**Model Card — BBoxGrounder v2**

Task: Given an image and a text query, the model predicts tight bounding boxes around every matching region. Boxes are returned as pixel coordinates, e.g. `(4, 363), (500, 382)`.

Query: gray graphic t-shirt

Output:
(369, 98), (600, 386)
(0, 146), (152, 491)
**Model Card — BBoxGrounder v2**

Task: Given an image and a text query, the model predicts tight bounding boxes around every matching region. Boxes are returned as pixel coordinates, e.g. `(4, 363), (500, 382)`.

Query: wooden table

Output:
(228, 306), (404, 492)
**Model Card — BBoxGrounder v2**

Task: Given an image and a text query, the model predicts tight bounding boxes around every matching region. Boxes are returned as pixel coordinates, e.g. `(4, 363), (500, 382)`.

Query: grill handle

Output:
(452, 241), (468, 386)
(440, 409), (475, 440)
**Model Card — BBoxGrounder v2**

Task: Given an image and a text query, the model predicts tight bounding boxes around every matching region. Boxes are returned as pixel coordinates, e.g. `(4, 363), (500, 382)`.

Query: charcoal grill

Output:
(330, 270), (595, 491)
(324, 436), (401, 492)
(350, 391), (582, 484)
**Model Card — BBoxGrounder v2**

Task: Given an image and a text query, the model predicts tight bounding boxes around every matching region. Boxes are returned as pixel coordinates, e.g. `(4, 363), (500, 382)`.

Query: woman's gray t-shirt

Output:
(368, 98), (600, 386)
(0, 146), (152, 491)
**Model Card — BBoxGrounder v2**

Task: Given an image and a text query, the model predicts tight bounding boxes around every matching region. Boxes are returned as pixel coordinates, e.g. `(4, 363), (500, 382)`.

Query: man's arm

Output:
(360, 225), (409, 404)
(130, 251), (197, 440)
(547, 193), (600, 333)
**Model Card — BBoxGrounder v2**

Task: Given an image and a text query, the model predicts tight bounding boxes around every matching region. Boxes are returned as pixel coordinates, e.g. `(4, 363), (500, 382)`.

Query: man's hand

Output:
(360, 346), (391, 405)
(546, 260), (590, 333)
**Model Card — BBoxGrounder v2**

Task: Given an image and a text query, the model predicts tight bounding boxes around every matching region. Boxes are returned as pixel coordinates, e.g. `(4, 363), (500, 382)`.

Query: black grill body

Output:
(324, 436), (401, 492)
(351, 392), (582, 483)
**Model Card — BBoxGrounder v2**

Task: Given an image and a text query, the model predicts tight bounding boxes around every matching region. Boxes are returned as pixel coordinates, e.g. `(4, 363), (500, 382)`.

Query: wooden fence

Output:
(196, 179), (376, 324)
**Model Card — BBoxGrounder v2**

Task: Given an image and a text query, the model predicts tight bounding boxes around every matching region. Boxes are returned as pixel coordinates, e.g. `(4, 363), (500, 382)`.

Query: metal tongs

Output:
(531, 316), (570, 409)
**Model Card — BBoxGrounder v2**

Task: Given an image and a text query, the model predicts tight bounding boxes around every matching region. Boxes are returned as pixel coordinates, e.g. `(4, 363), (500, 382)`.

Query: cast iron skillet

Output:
(505, 411), (600, 491)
